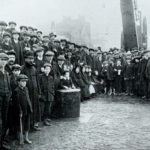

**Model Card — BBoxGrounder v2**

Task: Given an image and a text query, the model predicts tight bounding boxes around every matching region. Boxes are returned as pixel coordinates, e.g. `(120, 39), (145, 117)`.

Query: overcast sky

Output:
(0, 0), (149, 49)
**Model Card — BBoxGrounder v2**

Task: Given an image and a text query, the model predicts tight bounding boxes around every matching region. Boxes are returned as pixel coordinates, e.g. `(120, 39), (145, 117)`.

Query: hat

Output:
(60, 39), (67, 43)
(37, 31), (42, 34)
(0, 52), (9, 60)
(3, 32), (11, 38)
(23, 32), (31, 37)
(0, 21), (7, 26)
(43, 35), (49, 39)
(24, 51), (34, 58)
(31, 34), (38, 38)
(57, 55), (65, 61)
(54, 40), (60, 43)
(49, 32), (56, 38)
(20, 26), (28, 30)
(7, 50), (16, 56)
(43, 63), (51, 68)
(33, 28), (37, 31)
(45, 51), (54, 56)
(17, 74), (28, 82)
(12, 64), (21, 70)
(12, 31), (20, 35)
(35, 47), (44, 53)
(8, 21), (16, 26)
(28, 26), (33, 30)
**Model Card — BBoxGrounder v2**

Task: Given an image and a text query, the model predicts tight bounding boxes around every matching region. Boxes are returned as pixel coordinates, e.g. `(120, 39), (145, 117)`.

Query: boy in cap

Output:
(0, 52), (11, 149)
(39, 63), (55, 126)
(12, 74), (32, 144)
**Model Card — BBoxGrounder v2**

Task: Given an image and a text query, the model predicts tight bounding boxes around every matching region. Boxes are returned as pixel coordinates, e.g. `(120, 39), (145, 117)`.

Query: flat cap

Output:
(3, 32), (11, 38)
(43, 35), (49, 39)
(43, 63), (51, 68)
(0, 21), (7, 26)
(12, 31), (20, 35)
(45, 51), (54, 56)
(49, 32), (56, 38)
(8, 21), (16, 25)
(17, 74), (28, 81)
(37, 31), (42, 34)
(60, 39), (67, 42)
(23, 32), (31, 37)
(28, 26), (34, 30)
(12, 64), (21, 70)
(0, 52), (9, 60)
(57, 55), (65, 60)
(20, 26), (28, 30)
(34, 47), (44, 53)
(24, 51), (34, 58)
(7, 50), (16, 56)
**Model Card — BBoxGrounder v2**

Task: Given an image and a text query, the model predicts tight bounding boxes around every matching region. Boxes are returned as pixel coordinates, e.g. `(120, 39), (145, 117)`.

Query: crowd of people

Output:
(0, 20), (149, 149)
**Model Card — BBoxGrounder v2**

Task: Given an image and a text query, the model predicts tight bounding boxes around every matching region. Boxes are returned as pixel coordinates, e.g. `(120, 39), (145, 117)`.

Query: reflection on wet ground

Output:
(13, 94), (150, 150)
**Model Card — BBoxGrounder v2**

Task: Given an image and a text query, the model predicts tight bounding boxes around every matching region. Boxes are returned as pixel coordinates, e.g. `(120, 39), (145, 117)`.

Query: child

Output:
(59, 70), (75, 89)
(114, 59), (122, 95)
(13, 74), (33, 144)
(39, 63), (55, 126)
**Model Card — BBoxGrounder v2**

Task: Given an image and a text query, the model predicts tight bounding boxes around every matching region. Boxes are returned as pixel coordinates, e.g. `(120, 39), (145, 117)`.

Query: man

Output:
(34, 47), (44, 74)
(6, 21), (17, 34)
(1, 32), (13, 52)
(19, 26), (28, 41)
(12, 31), (24, 65)
(0, 52), (11, 149)
(144, 50), (150, 99)
(5, 50), (16, 75)
(27, 26), (34, 35)
(0, 21), (7, 46)
(138, 51), (149, 98)
(20, 32), (31, 55)
(21, 51), (41, 130)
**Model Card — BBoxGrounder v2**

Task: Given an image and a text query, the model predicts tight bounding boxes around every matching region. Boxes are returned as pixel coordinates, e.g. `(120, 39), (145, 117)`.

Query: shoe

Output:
(33, 126), (41, 131)
(44, 120), (51, 126)
(2, 142), (11, 150)
(47, 119), (51, 122)
(24, 139), (32, 144)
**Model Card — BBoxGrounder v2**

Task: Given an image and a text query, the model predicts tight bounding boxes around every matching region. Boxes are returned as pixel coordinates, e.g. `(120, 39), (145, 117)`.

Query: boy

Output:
(114, 59), (122, 95)
(39, 63), (55, 126)
(13, 74), (33, 144)
(59, 70), (75, 89)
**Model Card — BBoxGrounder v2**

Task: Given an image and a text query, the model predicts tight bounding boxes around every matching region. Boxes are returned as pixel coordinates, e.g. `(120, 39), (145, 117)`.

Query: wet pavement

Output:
(13, 95), (150, 150)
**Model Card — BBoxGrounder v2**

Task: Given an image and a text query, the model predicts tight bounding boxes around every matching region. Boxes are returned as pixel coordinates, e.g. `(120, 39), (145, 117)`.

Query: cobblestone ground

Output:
(12, 95), (150, 150)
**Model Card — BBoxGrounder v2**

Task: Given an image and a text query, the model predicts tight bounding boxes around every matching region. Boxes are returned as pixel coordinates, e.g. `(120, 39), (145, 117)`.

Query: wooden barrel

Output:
(53, 89), (81, 118)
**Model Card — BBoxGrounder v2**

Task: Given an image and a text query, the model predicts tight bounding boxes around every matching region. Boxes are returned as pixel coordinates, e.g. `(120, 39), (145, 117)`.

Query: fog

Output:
(0, 0), (149, 49)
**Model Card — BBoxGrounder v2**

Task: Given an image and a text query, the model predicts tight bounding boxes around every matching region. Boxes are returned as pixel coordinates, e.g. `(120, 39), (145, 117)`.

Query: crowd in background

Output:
(0, 20), (149, 149)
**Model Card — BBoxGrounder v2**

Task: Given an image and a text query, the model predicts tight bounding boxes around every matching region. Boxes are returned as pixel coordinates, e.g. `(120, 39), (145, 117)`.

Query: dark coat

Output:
(39, 74), (55, 102)
(21, 63), (41, 123)
(12, 40), (24, 65)
(13, 86), (33, 116)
